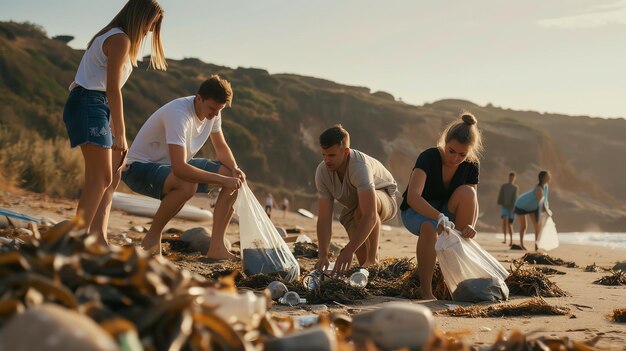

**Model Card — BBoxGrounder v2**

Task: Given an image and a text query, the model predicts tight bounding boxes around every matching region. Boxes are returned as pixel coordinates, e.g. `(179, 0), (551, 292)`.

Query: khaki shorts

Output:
(340, 190), (397, 236)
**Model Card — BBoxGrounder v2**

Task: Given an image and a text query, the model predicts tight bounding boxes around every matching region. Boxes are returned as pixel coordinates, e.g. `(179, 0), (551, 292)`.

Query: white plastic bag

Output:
(236, 183), (300, 282)
(435, 225), (509, 302)
(537, 213), (559, 251)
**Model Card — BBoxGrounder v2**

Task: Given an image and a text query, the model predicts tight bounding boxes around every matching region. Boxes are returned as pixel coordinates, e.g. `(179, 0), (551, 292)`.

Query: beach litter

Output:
(522, 252), (578, 268)
(611, 308), (626, 323)
(505, 262), (568, 297)
(593, 270), (626, 286)
(584, 263), (608, 273)
(267, 281), (289, 300)
(352, 302), (434, 351)
(437, 297), (571, 318)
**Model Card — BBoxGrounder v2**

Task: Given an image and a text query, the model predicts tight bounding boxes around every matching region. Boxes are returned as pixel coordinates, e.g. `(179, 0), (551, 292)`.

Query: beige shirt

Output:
(315, 149), (397, 210)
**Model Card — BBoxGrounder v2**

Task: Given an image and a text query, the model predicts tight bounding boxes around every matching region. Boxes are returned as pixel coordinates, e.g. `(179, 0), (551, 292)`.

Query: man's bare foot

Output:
(361, 260), (378, 268)
(141, 236), (162, 256)
(502, 240), (507, 244)
(206, 249), (237, 260)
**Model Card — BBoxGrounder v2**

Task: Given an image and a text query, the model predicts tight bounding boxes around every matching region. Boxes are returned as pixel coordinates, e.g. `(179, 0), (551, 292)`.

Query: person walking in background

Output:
(400, 112), (483, 300)
(281, 197), (290, 218)
(497, 171), (518, 245)
(514, 170), (552, 250)
(314, 125), (398, 274)
(62, 0), (166, 246)
(121, 76), (244, 258)
(265, 193), (274, 218)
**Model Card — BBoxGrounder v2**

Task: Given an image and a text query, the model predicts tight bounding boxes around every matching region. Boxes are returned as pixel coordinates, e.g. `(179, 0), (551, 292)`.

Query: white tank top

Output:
(71, 27), (132, 92)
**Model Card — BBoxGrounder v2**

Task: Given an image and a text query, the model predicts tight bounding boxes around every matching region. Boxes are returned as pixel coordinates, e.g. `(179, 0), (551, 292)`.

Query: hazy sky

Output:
(3, 0), (626, 118)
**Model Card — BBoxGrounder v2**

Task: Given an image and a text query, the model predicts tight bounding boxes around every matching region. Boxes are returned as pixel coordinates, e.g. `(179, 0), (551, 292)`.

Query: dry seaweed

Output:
(398, 264), (452, 300)
(366, 257), (415, 280)
(306, 278), (369, 304)
(612, 308), (626, 323)
(292, 242), (318, 258)
(359, 258), (416, 297)
(522, 253), (578, 268)
(505, 262), (568, 297)
(427, 328), (601, 351)
(536, 267), (566, 275)
(437, 297), (571, 318)
(594, 270), (626, 286)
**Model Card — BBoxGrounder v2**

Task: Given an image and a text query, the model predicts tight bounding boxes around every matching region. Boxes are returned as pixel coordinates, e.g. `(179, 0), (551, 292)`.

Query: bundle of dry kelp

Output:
(612, 308), (626, 323)
(594, 270), (626, 286)
(522, 253), (578, 268)
(437, 297), (570, 318)
(505, 261), (568, 297)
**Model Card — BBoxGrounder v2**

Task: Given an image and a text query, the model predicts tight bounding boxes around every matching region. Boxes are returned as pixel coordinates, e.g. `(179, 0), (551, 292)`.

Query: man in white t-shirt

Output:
(313, 125), (398, 274)
(122, 75), (244, 259)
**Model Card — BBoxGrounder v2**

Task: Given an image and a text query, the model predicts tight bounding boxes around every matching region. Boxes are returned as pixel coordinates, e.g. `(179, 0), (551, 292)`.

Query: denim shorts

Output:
(121, 158), (221, 199)
(63, 86), (112, 148)
(500, 207), (515, 222)
(401, 204), (455, 236)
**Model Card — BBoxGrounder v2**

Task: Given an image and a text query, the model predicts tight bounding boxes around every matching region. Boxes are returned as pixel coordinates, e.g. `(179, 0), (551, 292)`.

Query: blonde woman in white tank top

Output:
(62, 0), (166, 246)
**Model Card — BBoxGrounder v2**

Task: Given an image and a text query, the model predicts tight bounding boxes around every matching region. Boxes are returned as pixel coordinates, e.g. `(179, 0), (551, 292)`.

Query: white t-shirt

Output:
(127, 96), (222, 165)
(315, 149), (397, 210)
(72, 27), (132, 91)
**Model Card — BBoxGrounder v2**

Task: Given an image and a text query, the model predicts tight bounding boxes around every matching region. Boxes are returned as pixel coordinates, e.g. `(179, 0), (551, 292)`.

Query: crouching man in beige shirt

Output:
(313, 125), (398, 274)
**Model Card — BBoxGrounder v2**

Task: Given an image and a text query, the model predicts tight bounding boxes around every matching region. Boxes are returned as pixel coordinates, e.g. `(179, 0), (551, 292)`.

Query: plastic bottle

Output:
(278, 291), (306, 306)
(267, 281), (288, 300)
(349, 268), (369, 288)
(302, 270), (323, 290)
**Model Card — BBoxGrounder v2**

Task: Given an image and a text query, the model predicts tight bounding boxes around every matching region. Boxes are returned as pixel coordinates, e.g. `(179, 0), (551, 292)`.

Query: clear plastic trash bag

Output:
(236, 182), (300, 282)
(537, 213), (559, 251)
(435, 225), (509, 302)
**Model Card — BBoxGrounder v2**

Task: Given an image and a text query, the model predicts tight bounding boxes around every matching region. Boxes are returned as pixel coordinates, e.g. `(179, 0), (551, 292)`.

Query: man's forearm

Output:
(316, 221), (332, 258)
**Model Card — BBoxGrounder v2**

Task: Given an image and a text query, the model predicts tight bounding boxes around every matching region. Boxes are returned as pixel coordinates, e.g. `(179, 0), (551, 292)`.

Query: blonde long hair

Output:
(437, 111), (484, 164)
(88, 0), (166, 70)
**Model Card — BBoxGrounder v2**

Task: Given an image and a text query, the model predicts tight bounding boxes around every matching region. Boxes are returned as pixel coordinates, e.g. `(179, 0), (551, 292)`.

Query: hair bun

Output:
(461, 113), (477, 125)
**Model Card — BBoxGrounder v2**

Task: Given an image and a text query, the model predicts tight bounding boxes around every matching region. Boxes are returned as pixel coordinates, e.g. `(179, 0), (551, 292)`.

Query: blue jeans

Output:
(121, 158), (221, 199)
(63, 86), (112, 148)
(401, 204), (455, 236)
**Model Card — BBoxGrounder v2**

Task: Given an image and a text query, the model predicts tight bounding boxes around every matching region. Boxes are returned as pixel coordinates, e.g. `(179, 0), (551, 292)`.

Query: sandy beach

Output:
(1, 190), (625, 349)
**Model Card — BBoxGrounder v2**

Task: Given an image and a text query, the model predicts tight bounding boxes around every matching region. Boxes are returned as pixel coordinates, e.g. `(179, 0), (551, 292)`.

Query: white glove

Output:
(437, 213), (453, 233)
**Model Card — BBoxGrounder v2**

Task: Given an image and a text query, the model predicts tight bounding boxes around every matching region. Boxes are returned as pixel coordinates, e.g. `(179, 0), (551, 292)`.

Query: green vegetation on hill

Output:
(1, 21), (625, 231)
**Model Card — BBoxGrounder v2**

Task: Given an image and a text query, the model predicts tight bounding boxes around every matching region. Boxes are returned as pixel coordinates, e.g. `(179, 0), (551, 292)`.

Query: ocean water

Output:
(487, 232), (626, 250)
(556, 232), (626, 249)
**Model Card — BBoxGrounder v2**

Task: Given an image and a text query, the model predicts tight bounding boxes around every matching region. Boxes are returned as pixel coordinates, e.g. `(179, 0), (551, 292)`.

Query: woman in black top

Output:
(400, 112), (483, 299)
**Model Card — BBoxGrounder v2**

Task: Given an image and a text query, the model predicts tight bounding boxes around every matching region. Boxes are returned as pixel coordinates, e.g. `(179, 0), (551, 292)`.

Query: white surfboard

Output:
(297, 208), (315, 219)
(112, 192), (213, 222)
